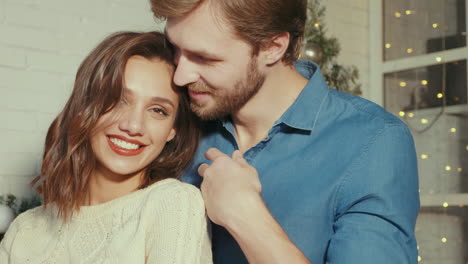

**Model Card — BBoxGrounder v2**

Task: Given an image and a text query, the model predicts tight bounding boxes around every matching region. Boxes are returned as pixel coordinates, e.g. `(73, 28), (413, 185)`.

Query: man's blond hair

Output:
(150, 0), (307, 65)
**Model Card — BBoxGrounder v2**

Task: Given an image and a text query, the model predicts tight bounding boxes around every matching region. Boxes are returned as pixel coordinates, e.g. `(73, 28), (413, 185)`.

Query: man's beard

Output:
(188, 57), (265, 120)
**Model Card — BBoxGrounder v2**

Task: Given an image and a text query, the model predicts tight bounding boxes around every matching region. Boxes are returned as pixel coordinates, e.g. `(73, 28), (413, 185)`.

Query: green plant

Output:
(0, 194), (17, 208)
(303, 0), (361, 95)
(0, 194), (42, 215)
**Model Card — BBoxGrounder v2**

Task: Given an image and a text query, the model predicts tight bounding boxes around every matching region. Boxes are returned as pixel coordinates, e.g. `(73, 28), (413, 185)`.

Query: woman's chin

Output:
(97, 162), (147, 182)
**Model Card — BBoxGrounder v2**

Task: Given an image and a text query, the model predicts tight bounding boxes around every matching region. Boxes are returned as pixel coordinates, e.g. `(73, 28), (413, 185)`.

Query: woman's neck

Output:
(85, 167), (144, 206)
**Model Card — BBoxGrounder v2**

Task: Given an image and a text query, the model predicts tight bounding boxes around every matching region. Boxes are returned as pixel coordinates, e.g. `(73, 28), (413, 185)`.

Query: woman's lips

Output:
(106, 135), (147, 156)
(108, 134), (145, 145)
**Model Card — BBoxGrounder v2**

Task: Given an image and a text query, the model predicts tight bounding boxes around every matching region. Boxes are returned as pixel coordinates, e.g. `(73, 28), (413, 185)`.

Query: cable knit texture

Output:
(0, 178), (212, 264)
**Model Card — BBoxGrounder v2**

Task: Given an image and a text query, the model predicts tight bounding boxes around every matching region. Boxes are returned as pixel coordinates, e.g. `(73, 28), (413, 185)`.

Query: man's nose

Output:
(173, 55), (200, 87)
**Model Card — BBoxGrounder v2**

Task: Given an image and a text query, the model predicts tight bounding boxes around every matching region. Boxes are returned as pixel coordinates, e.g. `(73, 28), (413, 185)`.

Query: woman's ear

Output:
(166, 128), (176, 142)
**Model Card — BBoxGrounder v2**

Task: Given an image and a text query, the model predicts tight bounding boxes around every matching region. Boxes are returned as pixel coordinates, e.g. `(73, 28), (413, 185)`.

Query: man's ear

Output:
(260, 32), (290, 65)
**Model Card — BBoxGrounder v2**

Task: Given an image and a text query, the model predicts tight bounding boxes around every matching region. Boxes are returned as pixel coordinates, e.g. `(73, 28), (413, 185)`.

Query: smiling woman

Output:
(0, 31), (212, 263)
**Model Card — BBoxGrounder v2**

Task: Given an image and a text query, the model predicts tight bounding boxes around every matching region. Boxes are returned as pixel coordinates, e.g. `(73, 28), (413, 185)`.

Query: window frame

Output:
(369, 0), (468, 207)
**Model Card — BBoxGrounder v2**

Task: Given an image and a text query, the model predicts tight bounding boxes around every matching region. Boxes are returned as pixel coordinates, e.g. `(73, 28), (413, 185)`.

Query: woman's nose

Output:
(118, 107), (145, 136)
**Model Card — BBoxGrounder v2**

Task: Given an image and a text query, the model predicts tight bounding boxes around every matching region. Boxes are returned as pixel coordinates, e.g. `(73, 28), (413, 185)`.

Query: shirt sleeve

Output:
(146, 183), (213, 264)
(327, 123), (420, 263)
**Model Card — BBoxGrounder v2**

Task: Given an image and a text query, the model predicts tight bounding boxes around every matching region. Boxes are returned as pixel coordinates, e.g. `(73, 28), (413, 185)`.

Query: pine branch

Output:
(303, 0), (361, 95)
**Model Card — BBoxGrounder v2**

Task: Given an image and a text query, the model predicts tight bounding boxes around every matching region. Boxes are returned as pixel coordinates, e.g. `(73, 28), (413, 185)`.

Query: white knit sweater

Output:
(0, 178), (212, 264)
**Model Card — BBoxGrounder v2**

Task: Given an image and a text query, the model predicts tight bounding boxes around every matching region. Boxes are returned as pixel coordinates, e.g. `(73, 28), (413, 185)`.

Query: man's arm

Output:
(198, 149), (311, 264)
(327, 123), (419, 263)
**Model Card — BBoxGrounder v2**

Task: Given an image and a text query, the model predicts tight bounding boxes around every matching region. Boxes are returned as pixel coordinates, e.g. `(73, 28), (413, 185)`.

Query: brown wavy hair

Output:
(32, 31), (200, 220)
(150, 0), (307, 65)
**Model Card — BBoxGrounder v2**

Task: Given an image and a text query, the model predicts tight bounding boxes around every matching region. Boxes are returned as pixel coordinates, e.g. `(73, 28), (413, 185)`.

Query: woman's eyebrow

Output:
(149, 96), (176, 108)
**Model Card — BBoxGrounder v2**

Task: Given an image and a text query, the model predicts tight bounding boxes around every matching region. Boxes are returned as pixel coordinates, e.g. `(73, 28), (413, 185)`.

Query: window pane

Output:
(384, 60), (467, 113)
(383, 0), (466, 61)
(417, 206), (468, 263)
(384, 60), (468, 195)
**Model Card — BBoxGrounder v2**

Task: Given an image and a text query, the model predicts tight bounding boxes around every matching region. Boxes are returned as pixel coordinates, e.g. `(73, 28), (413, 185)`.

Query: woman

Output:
(0, 31), (212, 263)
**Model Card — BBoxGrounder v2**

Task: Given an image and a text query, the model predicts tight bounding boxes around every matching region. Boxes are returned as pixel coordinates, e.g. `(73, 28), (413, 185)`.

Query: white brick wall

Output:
(0, 0), (162, 198)
(0, 0), (371, 199)
(324, 0), (370, 98)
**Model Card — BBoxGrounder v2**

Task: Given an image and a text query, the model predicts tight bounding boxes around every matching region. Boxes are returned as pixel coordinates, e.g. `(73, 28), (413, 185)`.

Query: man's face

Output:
(165, 2), (266, 120)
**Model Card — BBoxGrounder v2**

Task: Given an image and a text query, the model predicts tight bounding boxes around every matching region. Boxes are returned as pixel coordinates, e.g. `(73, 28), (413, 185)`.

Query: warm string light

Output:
(394, 10), (414, 17)
(417, 153), (464, 175)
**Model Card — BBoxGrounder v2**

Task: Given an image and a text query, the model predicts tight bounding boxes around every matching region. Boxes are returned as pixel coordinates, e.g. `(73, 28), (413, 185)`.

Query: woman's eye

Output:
(151, 107), (169, 116)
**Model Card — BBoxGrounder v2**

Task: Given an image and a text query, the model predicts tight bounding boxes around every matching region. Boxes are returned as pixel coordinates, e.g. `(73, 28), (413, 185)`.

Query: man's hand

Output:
(198, 148), (310, 263)
(198, 148), (262, 227)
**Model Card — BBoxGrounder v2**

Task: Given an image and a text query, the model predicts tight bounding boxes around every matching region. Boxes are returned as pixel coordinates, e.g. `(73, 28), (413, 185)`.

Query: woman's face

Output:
(90, 55), (179, 180)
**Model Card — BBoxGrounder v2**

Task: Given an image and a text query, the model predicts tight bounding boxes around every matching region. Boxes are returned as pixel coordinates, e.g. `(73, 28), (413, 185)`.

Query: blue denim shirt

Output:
(181, 60), (420, 264)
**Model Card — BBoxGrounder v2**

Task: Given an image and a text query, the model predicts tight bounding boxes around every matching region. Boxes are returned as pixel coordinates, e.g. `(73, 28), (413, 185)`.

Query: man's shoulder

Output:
(316, 90), (413, 168)
(327, 89), (406, 132)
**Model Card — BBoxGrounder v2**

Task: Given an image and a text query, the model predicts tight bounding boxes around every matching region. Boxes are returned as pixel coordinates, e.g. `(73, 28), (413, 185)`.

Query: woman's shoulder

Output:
(6, 205), (62, 241)
(145, 178), (202, 198)
(142, 178), (205, 211)
(1, 206), (66, 263)
(9, 205), (56, 230)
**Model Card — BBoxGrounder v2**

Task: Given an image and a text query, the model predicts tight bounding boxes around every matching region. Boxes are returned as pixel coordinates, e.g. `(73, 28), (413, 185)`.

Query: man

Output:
(150, 0), (419, 263)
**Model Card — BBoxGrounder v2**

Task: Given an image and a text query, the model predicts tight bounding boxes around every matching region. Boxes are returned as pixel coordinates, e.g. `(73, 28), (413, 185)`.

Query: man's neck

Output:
(232, 63), (308, 152)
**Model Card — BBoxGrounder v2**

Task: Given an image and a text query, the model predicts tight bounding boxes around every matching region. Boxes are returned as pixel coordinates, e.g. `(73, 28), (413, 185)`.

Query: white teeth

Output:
(109, 137), (140, 150)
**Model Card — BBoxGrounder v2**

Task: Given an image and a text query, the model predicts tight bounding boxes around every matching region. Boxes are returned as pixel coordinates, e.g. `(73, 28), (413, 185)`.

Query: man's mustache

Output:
(188, 81), (213, 93)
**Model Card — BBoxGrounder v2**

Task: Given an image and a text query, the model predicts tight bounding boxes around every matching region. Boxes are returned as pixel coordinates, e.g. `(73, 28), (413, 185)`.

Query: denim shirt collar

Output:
(279, 60), (330, 131)
(221, 59), (330, 132)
